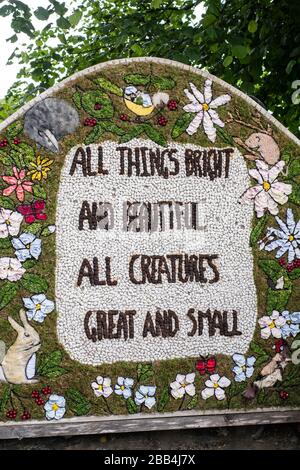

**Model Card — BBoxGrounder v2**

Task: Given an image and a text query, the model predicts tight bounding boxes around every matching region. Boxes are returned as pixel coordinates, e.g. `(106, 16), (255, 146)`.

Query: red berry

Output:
(287, 263), (294, 272)
(167, 100), (178, 111)
(36, 397), (44, 406)
(119, 114), (129, 122)
(94, 103), (102, 110)
(6, 409), (17, 420)
(41, 386), (52, 395)
(13, 138), (21, 145)
(84, 118), (97, 127)
(279, 390), (289, 400)
(279, 258), (286, 267)
(157, 116), (167, 126)
(21, 410), (31, 420)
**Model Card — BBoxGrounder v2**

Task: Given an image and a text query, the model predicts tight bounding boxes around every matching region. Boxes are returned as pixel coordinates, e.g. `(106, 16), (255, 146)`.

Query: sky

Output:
(0, 0), (71, 98)
(0, 1), (205, 98)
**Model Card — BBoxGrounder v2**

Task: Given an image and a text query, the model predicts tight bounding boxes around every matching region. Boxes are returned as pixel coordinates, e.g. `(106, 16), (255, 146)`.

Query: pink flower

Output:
(2, 167), (33, 202)
(240, 161), (292, 218)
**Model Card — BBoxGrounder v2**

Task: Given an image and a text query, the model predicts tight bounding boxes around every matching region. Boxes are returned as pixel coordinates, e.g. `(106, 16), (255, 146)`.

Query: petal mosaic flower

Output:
(183, 80), (231, 142)
(134, 385), (156, 409)
(0, 256), (26, 281)
(258, 310), (286, 339)
(28, 155), (53, 181)
(23, 294), (55, 323)
(91, 376), (113, 398)
(44, 394), (66, 420)
(170, 373), (196, 399)
(259, 209), (300, 263)
(240, 161), (292, 218)
(2, 167), (33, 202)
(0, 208), (23, 238)
(201, 373), (231, 400)
(232, 353), (256, 382)
(11, 232), (42, 262)
(16, 200), (47, 224)
(114, 377), (134, 399)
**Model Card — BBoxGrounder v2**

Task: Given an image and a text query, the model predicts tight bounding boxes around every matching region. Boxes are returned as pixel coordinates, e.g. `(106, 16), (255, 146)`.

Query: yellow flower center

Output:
(242, 366), (246, 371)
(269, 321), (275, 329)
(6, 220), (11, 225)
(287, 320), (291, 325)
(52, 403), (59, 411)
(213, 383), (219, 389)
(36, 303), (41, 311)
(202, 103), (209, 111)
(263, 181), (271, 191)
(288, 234), (294, 242)
(26, 244), (30, 249)
(120, 385), (125, 391)
(98, 384), (103, 391)
(37, 165), (42, 171)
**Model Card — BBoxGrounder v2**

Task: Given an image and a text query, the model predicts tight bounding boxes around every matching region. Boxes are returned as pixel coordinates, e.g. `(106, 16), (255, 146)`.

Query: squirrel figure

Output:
(0, 309), (40, 384)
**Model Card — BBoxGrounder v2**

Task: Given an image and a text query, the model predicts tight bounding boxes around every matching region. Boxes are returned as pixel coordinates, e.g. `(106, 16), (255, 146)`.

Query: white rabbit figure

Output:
(0, 309), (41, 384)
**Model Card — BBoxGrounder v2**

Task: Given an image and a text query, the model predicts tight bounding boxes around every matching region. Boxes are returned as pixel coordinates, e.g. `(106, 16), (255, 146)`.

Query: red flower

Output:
(17, 200), (47, 224)
(196, 357), (216, 375)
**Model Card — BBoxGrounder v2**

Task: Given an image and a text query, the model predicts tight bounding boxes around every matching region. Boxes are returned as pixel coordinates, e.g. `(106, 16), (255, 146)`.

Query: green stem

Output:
(178, 394), (185, 411)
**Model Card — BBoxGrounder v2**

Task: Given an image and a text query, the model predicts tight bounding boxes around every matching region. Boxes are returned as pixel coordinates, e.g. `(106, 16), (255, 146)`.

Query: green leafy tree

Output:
(0, 0), (299, 136)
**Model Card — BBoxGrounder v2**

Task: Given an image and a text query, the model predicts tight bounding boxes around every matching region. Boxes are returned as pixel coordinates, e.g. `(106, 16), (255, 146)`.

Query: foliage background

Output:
(0, 0), (299, 136)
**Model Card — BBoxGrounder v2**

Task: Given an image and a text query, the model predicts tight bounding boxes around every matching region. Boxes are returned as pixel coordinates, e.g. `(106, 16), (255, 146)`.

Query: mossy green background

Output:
(0, 60), (300, 421)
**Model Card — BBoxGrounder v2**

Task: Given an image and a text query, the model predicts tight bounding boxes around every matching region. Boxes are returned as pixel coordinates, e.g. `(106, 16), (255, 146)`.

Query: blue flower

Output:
(12, 232), (42, 262)
(23, 294), (55, 323)
(114, 377), (134, 399)
(281, 311), (300, 339)
(232, 353), (256, 382)
(260, 209), (300, 263)
(44, 395), (66, 420)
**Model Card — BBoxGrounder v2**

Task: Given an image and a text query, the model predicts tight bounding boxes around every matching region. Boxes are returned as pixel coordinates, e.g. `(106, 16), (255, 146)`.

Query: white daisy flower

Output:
(201, 373), (231, 400)
(0, 257), (26, 282)
(240, 160), (292, 218)
(91, 376), (113, 398)
(183, 80), (231, 142)
(0, 208), (23, 238)
(258, 311), (286, 339)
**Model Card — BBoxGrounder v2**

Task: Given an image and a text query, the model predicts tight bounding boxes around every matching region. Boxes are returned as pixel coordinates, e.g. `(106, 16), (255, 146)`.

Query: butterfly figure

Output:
(196, 357), (216, 375)
(16, 200), (47, 224)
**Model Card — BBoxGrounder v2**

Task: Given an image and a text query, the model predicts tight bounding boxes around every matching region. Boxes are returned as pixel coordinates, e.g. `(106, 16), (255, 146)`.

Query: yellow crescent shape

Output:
(124, 99), (155, 116)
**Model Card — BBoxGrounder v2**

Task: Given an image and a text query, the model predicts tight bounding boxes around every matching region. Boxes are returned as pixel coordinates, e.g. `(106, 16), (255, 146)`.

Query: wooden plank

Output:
(0, 408), (299, 440)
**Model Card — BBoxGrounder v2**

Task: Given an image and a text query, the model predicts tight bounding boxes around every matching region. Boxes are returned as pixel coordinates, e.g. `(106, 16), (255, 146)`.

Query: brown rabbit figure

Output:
(0, 309), (41, 384)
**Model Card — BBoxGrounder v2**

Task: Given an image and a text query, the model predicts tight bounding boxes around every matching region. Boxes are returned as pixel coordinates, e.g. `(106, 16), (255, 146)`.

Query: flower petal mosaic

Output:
(0, 58), (299, 427)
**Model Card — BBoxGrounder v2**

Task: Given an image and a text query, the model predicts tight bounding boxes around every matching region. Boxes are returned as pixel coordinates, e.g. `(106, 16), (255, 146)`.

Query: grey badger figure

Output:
(24, 98), (80, 153)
